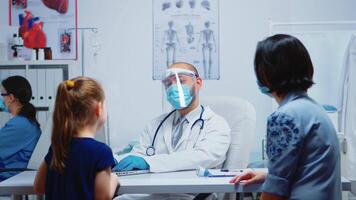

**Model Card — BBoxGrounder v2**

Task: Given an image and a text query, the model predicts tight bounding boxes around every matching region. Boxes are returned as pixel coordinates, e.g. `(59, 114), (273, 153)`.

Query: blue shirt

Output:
(262, 91), (341, 200)
(0, 116), (41, 181)
(44, 138), (115, 200)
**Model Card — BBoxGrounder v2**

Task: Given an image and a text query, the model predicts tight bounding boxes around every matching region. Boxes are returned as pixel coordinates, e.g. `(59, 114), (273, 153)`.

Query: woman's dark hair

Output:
(2, 76), (40, 127)
(254, 34), (314, 95)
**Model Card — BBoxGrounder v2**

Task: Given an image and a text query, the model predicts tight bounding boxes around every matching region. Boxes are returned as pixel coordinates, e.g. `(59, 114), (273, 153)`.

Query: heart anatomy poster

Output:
(153, 0), (220, 80)
(10, 0), (77, 59)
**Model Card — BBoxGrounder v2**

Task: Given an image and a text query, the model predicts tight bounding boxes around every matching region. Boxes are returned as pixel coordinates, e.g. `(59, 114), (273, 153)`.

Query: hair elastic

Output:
(66, 80), (75, 88)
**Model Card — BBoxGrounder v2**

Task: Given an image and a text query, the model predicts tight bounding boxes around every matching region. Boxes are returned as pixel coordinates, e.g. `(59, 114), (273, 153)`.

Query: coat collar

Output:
(279, 91), (308, 108)
(173, 105), (203, 124)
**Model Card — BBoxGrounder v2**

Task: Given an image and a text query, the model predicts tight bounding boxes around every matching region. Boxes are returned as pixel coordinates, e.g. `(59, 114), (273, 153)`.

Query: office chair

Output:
(196, 96), (256, 200)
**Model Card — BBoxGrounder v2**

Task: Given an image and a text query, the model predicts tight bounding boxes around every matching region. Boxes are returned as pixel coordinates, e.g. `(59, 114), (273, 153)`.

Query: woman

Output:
(0, 76), (41, 181)
(230, 34), (341, 200)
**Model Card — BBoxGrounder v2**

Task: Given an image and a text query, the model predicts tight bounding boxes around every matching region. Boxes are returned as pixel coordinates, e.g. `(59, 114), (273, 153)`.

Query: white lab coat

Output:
(130, 106), (230, 172)
(338, 34), (356, 180)
(116, 106), (231, 200)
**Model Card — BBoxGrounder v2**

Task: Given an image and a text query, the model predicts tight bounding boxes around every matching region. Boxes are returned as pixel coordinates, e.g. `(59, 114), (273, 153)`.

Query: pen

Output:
(220, 169), (244, 172)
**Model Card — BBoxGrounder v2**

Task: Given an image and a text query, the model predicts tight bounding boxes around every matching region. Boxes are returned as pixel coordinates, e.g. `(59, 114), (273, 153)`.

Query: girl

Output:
(230, 34), (341, 200)
(0, 76), (41, 181)
(34, 77), (118, 200)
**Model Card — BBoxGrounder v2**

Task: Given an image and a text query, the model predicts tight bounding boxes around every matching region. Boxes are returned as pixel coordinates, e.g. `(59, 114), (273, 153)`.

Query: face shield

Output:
(162, 68), (198, 109)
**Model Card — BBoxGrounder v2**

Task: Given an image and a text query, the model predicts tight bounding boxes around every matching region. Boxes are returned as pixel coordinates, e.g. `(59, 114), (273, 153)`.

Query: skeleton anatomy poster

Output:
(10, 0), (77, 59)
(153, 0), (219, 80)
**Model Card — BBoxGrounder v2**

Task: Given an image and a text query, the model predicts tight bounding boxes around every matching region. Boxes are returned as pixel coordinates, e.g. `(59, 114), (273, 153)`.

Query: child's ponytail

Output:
(51, 77), (105, 173)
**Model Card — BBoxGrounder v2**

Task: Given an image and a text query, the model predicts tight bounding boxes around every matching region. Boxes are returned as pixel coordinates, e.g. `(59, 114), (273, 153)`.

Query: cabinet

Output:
(0, 60), (73, 128)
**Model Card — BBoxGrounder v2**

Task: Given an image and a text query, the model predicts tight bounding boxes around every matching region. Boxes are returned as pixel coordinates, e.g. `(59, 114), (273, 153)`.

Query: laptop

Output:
(115, 169), (150, 176)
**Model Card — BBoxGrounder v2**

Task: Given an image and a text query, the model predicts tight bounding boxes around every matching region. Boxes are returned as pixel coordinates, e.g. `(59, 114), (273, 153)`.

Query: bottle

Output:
(37, 48), (44, 61)
(17, 36), (23, 46)
(44, 47), (52, 60)
(12, 34), (18, 46)
(31, 49), (37, 61)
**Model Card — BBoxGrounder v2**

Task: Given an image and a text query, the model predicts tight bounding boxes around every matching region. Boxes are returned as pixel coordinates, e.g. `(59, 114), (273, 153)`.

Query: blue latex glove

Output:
(115, 155), (149, 171)
(115, 141), (139, 156)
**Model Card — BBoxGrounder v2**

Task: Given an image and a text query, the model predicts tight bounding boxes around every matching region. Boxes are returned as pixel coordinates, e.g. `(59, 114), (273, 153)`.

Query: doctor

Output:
(115, 62), (231, 173)
(115, 62), (231, 199)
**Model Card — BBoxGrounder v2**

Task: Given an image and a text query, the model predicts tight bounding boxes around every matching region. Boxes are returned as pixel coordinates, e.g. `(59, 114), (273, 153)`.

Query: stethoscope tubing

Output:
(147, 105), (205, 156)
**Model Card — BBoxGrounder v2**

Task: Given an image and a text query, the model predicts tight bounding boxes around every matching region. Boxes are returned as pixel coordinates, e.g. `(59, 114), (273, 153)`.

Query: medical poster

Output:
(153, 0), (220, 80)
(10, 0), (77, 60)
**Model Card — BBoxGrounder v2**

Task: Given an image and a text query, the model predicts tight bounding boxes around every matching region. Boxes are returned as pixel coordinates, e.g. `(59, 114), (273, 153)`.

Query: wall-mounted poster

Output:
(153, 0), (219, 80)
(10, 0), (77, 60)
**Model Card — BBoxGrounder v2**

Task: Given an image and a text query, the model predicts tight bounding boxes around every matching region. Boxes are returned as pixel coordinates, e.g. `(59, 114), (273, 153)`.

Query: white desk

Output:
(0, 171), (35, 195)
(0, 170), (354, 195)
(118, 170), (262, 194)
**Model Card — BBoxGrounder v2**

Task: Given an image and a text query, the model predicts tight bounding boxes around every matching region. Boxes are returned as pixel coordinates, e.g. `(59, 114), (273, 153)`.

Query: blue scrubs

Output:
(0, 116), (41, 181)
(262, 91), (341, 200)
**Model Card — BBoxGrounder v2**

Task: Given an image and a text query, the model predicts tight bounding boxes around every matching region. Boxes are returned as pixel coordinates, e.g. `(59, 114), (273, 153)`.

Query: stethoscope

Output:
(146, 105), (205, 156)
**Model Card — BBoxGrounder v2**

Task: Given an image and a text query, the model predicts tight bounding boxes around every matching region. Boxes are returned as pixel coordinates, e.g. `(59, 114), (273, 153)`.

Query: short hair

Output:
(171, 62), (200, 77)
(254, 34), (314, 95)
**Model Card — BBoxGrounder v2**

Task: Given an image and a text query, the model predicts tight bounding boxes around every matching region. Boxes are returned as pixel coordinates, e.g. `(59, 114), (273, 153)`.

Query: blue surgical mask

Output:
(166, 84), (193, 109)
(257, 80), (272, 97)
(0, 98), (9, 112)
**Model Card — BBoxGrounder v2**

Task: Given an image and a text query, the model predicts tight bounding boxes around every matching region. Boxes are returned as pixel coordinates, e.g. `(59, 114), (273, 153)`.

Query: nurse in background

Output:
(0, 76), (41, 181)
(230, 34), (341, 200)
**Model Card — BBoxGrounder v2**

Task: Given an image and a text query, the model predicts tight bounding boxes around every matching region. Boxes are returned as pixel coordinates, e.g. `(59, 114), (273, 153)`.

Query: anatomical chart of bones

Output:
(10, 0), (77, 59)
(153, 0), (219, 80)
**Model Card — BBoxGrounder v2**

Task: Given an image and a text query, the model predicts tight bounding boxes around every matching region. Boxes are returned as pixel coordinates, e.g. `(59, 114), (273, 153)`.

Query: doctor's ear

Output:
(196, 76), (203, 89)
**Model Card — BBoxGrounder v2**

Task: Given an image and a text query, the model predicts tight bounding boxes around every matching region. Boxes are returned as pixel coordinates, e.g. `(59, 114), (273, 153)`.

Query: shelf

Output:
(0, 60), (77, 66)
(36, 107), (49, 111)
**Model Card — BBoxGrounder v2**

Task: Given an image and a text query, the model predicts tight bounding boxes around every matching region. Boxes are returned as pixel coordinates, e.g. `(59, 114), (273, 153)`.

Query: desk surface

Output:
(117, 170), (262, 194)
(0, 170), (353, 195)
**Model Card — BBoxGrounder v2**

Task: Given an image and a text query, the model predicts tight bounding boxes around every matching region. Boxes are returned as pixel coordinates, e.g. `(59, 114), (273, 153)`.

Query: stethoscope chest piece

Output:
(146, 146), (156, 156)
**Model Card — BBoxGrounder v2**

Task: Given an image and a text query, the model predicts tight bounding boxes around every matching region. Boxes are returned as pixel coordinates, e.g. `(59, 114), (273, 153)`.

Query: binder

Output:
(37, 69), (46, 107)
(45, 69), (55, 108)
(37, 111), (47, 129)
(53, 68), (63, 90)
(26, 69), (38, 107)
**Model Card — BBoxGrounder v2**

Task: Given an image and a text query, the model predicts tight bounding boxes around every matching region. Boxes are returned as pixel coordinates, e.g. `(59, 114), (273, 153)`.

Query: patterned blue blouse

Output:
(262, 91), (341, 200)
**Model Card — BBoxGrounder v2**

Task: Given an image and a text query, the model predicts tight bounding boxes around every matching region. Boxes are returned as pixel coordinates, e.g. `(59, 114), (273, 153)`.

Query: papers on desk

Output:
(196, 167), (246, 177)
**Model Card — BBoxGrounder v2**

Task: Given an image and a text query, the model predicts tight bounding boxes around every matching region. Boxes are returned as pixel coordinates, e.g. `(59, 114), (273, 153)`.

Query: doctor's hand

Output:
(229, 170), (267, 186)
(115, 155), (149, 171)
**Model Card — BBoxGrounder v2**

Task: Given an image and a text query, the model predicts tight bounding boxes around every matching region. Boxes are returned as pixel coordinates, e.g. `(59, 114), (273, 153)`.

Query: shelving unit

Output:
(0, 60), (75, 128)
(0, 60), (107, 145)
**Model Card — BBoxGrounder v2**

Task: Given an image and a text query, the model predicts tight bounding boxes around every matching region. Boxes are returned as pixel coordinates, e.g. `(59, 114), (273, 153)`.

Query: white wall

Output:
(77, 0), (356, 162)
(2, 0), (356, 161)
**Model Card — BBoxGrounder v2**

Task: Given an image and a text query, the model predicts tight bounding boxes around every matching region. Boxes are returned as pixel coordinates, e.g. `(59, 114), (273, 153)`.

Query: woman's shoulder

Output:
(7, 116), (40, 131)
(278, 96), (323, 119)
(8, 115), (29, 124)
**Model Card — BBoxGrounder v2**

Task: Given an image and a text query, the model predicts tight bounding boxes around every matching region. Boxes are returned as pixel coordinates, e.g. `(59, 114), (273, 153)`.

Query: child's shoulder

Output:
(73, 138), (112, 155)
